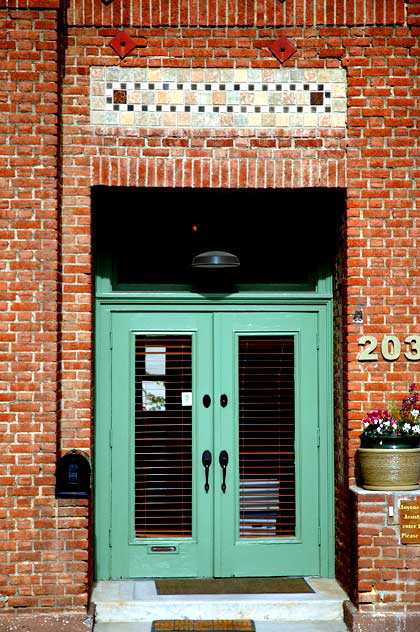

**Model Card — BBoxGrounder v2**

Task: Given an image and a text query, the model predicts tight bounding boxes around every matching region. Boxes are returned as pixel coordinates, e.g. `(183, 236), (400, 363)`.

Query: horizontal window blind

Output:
(134, 335), (192, 538)
(238, 336), (295, 538)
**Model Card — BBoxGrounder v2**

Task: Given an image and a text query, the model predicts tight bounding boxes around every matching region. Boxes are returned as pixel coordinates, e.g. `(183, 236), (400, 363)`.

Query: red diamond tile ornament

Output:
(269, 37), (296, 64)
(109, 31), (137, 59)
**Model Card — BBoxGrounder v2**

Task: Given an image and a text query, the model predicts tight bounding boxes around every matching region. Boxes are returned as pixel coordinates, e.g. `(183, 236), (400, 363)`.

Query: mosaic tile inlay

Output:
(90, 67), (346, 128)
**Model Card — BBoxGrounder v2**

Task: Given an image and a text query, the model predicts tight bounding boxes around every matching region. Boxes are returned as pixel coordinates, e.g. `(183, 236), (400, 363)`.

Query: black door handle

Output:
(219, 450), (229, 493)
(202, 450), (212, 493)
(220, 394), (228, 408)
(202, 394), (211, 408)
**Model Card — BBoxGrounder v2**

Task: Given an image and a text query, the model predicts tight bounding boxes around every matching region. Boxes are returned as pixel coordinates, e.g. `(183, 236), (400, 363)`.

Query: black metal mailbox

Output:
(55, 449), (91, 498)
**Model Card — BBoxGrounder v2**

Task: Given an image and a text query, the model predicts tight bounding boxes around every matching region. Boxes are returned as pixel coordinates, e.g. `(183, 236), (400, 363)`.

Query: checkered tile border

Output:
(90, 67), (346, 128)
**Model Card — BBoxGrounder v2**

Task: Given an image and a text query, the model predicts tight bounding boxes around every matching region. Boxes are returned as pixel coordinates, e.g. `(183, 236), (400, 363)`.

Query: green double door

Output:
(109, 310), (321, 578)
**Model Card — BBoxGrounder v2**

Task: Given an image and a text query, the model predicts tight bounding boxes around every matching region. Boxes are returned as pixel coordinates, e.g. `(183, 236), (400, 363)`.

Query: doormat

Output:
(155, 577), (313, 595)
(152, 621), (255, 632)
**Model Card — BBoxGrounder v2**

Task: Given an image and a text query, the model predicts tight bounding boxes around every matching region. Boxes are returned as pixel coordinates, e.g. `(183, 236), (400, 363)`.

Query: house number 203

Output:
(358, 335), (420, 362)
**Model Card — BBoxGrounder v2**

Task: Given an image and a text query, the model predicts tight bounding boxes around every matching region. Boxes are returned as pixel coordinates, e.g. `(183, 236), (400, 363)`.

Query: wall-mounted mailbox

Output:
(55, 449), (91, 499)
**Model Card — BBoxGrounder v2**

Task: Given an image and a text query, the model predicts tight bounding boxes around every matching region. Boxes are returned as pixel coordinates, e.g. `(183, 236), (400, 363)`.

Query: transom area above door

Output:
(93, 186), (344, 297)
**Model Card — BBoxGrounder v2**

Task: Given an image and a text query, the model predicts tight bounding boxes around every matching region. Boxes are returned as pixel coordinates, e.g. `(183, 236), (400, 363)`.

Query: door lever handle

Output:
(219, 450), (229, 493)
(202, 450), (212, 493)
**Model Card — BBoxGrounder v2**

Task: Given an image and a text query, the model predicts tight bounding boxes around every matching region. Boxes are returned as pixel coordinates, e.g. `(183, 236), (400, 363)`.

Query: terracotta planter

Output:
(359, 435), (420, 491)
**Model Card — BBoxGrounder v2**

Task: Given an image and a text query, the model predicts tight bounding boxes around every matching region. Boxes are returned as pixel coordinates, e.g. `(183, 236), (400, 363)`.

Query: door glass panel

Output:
(134, 335), (192, 538)
(239, 336), (295, 538)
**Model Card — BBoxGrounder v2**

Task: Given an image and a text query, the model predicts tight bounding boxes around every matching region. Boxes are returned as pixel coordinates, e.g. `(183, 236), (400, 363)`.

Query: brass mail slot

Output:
(148, 545), (178, 554)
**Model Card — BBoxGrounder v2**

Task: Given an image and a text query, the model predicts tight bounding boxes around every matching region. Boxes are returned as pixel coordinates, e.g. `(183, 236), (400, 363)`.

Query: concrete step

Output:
(92, 578), (348, 626)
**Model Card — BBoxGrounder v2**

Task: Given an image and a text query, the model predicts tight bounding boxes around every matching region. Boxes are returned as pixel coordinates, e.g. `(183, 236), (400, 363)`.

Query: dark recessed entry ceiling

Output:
(92, 187), (345, 289)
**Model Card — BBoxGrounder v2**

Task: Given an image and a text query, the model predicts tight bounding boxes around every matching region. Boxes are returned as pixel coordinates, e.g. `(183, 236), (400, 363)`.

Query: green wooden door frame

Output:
(94, 298), (334, 580)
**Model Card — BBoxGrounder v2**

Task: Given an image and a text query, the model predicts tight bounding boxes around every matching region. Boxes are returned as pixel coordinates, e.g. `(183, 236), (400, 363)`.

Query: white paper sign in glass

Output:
(145, 347), (166, 375)
(142, 381), (166, 411)
(182, 392), (192, 407)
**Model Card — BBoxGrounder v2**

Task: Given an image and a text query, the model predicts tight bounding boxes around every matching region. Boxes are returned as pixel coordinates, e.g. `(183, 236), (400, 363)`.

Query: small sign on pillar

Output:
(400, 500), (420, 543)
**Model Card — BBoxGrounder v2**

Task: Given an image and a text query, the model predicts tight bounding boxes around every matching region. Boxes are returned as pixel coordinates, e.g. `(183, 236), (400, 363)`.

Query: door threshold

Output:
(92, 578), (347, 624)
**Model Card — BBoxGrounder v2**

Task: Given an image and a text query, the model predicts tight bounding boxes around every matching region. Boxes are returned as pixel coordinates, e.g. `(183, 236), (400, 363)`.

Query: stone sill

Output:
(350, 485), (420, 496)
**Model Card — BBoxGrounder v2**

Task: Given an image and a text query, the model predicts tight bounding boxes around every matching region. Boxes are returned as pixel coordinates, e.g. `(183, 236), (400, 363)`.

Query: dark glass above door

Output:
(93, 186), (344, 292)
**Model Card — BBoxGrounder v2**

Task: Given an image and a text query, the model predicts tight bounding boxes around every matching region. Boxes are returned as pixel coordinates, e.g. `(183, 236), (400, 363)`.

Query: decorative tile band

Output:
(90, 67), (346, 128)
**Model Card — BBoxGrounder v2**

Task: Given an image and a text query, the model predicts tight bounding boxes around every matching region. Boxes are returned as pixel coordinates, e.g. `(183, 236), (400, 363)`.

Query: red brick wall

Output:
(355, 491), (420, 612)
(0, 4), (90, 617)
(66, 0), (405, 27)
(345, 19), (420, 482)
(340, 16), (420, 602)
(343, 489), (420, 631)
(2, 0), (420, 625)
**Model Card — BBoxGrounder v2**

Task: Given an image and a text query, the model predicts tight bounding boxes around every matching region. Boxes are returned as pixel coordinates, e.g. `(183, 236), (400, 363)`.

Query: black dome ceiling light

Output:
(191, 251), (240, 269)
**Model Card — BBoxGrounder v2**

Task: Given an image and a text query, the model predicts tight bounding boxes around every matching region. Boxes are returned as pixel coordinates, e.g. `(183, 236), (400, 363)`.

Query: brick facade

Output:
(0, 2), (93, 624)
(344, 490), (420, 632)
(1, 0), (420, 629)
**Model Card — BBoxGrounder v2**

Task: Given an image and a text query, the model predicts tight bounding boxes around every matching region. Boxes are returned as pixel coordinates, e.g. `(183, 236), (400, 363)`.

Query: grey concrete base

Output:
(92, 578), (348, 625)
